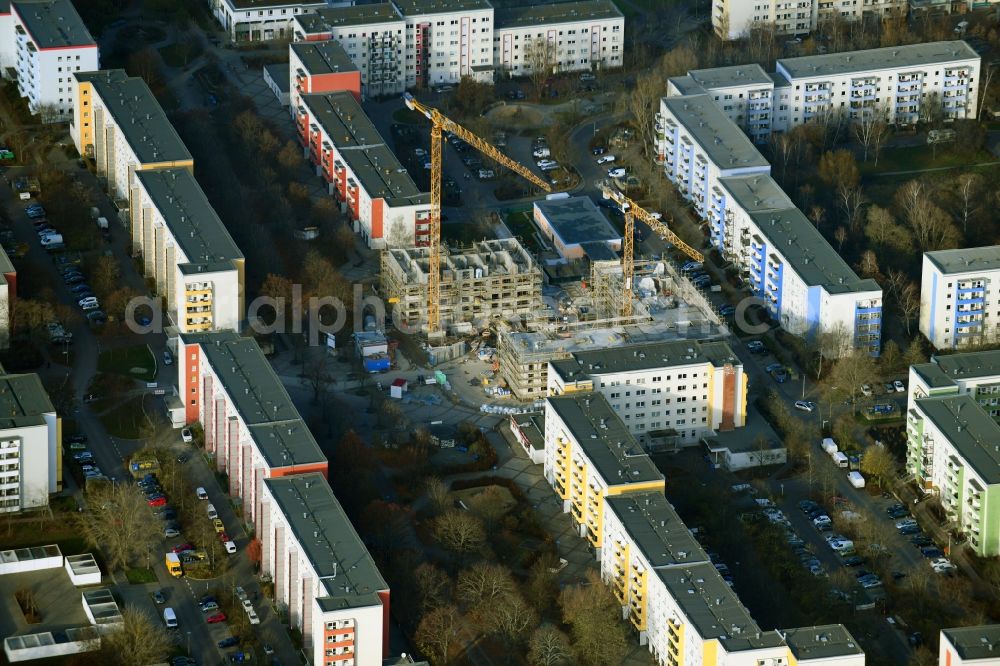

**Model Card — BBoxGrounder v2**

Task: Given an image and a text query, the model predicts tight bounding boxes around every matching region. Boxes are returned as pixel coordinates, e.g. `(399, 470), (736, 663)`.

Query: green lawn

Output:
(503, 211), (542, 253)
(97, 345), (157, 381)
(125, 568), (157, 584)
(392, 107), (426, 125)
(861, 144), (997, 176)
(98, 394), (155, 439)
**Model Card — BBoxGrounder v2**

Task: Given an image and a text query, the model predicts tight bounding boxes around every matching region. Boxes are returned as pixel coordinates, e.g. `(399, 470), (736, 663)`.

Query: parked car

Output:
(860, 384), (873, 397)
(911, 535), (934, 547)
(596, 155), (616, 165)
(182, 428), (194, 444)
(746, 340), (765, 354)
(213, 518), (225, 533)
(607, 167), (626, 178)
(196, 487), (208, 500)
(205, 612), (226, 624)
(591, 146), (607, 156)
(894, 379), (906, 392)
(218, 637), (239, 649)
(162, 350), (172, 366)
(921, 547), (944, 558)
(148, 496), (167, 507)
(164, 526), (180, 538)
(171, 543), (195, 554)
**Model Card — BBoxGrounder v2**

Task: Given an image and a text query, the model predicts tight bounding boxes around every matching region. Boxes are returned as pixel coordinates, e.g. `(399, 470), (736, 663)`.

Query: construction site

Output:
(380, 238), (543, 333)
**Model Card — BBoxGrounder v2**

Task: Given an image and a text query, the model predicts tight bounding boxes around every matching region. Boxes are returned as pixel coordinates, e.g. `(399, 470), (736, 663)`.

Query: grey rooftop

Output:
(778, 40), (979, 79)
(495, 0), (621, 29)
(534, 196), (621, 247)
(550, 339), (740, 383)
(604, 492), (708, 568)
(291, 40), (359, 75)
(661, 95), (770, 170)
(0, 373), (54, 429)
(925, 245), (1000, 275)
(914, 394), (1000, 485)
(296, 3), (402, 31)
(13, 0), (95, 49)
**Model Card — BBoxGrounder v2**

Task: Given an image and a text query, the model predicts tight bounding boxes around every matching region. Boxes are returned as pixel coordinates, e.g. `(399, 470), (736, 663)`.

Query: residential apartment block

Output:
(294, 4), (408, 97)
(908, 350), (1000, 424)
(3, 0), (99, 122)
(940, 626), (1000, 666)
(261, 474), (389, 666)
(667, 42), (980, 142)
(920, 246), (1000, 350)
(0, 373), (61, 513)
(72, 70), (194, 206)
(493, 0), (623, 76)
(655, 95), (882, 355)
(179, 331), (329, 530)
(600, 493), (865, 666)
(297, 91), (430, 248)
(131, 169), (245, 334)
(543, 393), (665, 549)
(0, 247), (16, 351)
(713, 0), (906, 40)
(546, 339), (747, 448)
(289, 39), (361, 110)
(210, 0), (325, 42)
(906, 392), (1000, 557)
(291, 0), (623, 90)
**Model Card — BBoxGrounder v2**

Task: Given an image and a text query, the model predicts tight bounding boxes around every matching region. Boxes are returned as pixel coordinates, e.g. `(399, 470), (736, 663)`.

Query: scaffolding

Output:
(380, 238), (542, 332)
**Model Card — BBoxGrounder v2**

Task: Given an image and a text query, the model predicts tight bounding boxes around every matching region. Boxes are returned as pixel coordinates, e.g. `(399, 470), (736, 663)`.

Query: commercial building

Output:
(940, 626), (1000, 666)
(380, 238), (542, 331)
(210, 0), (326, 42)
(920, 246), (1000, 350)
(131, 168), (245, 334)
(72, 70), (194, 206)
(493, 0), (623, 76)
(543, 393), (664, 548)
(179, 331), (328, 530)
(6, 0), (99, 122)
(293, 4), (407, 97)
(0, 373), (61, 513)
(668, 42), (980, 139)
(289, 40), (361, 112)
(905, 393), (1000, 557)
(547, 339), (747, 448)
(533, 196), (622, 260)
(713, 0), (906, 40)
(297, 92), (431, 249)
(261, 474), (389, 666)
(657, 75), (883, 357)
(909, 350), (1000, 424)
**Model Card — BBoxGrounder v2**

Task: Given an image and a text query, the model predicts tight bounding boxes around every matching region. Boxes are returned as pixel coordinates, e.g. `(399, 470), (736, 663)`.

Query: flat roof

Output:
(667, 75), (706, 97)
(783, 625), (864, 661)
(661, 95), (770, 171)
(748, 205), (879, 294)
(511, 412), (544, 451)
(933, 350), (1000, 380)
(656, 562), (762, 642)
(296, 3), (402, 32)
(551, 339), (740, 383)
(704, 406), (782, 454)
(546, 393), (663, 487)
(942, 625), (1000, 660)
(778, 40), (979, 79)
(579, 241), (618, 262)
(226, 0), (323, 9)
(915, 394), (1000, 485)
(0, 373), (54, 429)
(718, 174), (794, 214)
(291, 40), (358, 76)
(76, 70), (192, 166)
(911, 363), (955, 390)
(925, 245), (1000, 275)
(263, 63), (290, 93)
(182, 331), (326, 469)
(392, 0), (491, 16)
(534, 196), (621, 248)
(687, 64), (772, 90)
(495, 0), (621, 29)
(264, 474), (387, 610)
(605, 493), (708, 568)
(134, 169), (242, 273)
(13, 0), (95, 48)
(301, 92), (429, 207)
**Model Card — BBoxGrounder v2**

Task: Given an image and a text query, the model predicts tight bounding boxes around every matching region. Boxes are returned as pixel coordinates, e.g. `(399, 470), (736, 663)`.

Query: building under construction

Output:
(380, 238), (542, 333)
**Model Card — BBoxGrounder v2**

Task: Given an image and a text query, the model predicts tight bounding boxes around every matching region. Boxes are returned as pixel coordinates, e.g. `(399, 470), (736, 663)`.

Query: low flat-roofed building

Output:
(533, 196), (622, 260)
(509, 411), (544, 464)
(179, 331), (327, 528)
(783, 626), (866, 665)
(907, 393), (1000, 556)
(212, 0), (326, 42)
(132, 168), (244, 334)
(921, 246), (1000, 350)
(72, 70), (193, 205)
(702, 407), (786, 471)
(548, 339), (747, 448)
(0, 245), (15, 350)
(543, 393), (664, 548)
(289, 40), (361, 112)
(298, 92), (430, 248)
(262, 473), (389, 666)
(0, 372), (60, 513)
(940, 625), (1000, 665)
(263, 62), (290, 106)
(908, 350), (1000, 426)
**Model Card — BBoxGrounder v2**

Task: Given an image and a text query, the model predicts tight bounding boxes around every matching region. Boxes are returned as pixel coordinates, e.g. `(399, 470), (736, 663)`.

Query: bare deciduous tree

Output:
(853, 104), (891, 164)
(96, 606), (172, 666)
(433, 510), (485, 559)
(76, 482), (161, 571)
(414, 562), (452, 614)
(559, 570), (629, 666)
(489, 592), (537, 645)
(415, 604), (460, 665)
(897, 281), (921, 335)
(457, 561), (515, 607)
(525, 37), (556, 101)
(528, 625), (572, 666)
(861, 444), (897, 487)
(424, 476), (451, 515)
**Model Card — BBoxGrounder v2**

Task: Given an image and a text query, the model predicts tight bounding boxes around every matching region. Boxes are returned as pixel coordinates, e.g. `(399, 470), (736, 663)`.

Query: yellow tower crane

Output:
(600, 186), (704, 318)
(403, 93), (551, 334)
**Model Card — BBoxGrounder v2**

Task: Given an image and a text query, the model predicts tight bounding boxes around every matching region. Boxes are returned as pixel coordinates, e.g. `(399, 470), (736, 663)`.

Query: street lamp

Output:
(187, 631), (192, 656)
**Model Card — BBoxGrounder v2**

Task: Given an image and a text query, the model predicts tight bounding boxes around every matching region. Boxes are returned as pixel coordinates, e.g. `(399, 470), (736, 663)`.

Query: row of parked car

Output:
(58, 256), (106, 325)
(887, 503), (956, 574)
(68, 434), (105, 482)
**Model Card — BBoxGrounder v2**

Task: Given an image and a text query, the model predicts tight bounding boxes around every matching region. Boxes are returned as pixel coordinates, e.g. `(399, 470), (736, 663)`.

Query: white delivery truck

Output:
(832, 451), (849, 468)
(163, 607), (178, 628)
(821, 438), (838, 455)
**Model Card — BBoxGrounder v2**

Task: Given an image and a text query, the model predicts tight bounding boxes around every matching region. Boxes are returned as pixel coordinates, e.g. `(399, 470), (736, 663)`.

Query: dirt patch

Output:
(485, 104), (547, 130)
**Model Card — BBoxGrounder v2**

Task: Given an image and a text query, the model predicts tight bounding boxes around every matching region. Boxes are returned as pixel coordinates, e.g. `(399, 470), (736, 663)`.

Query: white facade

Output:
(0, 375), (60, 514)
(940, 626), (1000, 666)
(0, 10), (15, 77)
(493, 1), (623, 76)
(399, 1), (495, 86)
(713, 0), (906, 40)
(260, 475), (388, 666)
(210, 0), (326, 42)
(546, 340), (748, 447)
(920, 247), (1000, 350)
(11, 0), (98, 122)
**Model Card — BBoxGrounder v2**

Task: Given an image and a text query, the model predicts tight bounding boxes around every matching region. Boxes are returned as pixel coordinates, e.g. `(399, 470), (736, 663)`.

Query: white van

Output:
(206, 503), (218, 520)
(163, 607), (178, 628)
